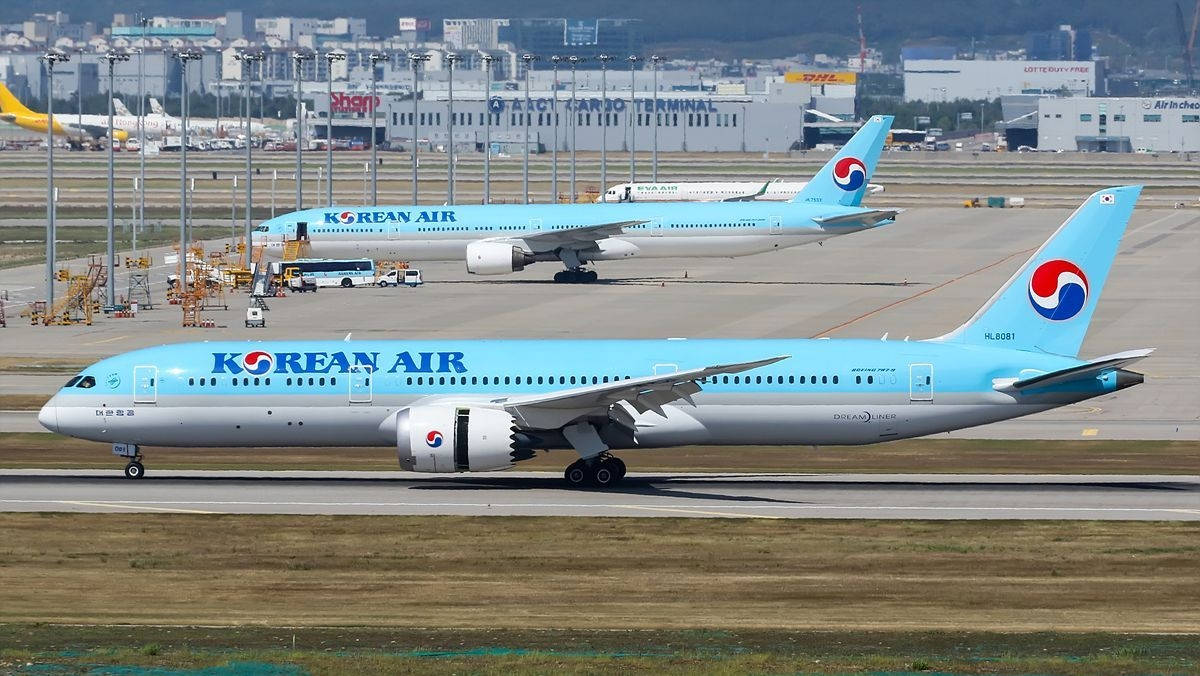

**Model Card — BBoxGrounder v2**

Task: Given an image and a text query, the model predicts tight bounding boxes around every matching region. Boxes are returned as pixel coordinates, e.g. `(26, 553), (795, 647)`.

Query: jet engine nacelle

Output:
(393, 405), (520, 472)
(465, 241), (533, 275)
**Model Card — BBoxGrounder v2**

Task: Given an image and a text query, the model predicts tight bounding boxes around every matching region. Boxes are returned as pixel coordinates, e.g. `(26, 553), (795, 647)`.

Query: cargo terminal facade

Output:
(1037, 97), (1200, 152)
(312, 78), (860, 153)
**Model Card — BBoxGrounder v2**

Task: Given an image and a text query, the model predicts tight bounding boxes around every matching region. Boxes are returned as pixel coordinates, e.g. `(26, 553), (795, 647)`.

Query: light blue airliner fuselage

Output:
(38, 337), (1137, 450)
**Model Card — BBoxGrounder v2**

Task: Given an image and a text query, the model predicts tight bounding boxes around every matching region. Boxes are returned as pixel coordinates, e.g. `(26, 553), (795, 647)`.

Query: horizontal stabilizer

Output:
(998, 348), (1154, 391)
(813, 208), (902, 228)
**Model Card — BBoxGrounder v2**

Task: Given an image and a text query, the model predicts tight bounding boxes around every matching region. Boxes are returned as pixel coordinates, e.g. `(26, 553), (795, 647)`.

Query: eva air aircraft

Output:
(253, 116), (900, 283)
(40, 186), (1150, 487)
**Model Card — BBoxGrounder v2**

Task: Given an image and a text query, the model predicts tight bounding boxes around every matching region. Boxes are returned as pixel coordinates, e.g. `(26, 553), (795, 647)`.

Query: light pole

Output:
(445, 52), (460, 204)
(103, 49), (129, 306)
(409, 52), (430, 204)
(322, 51), (345, 207)
(368, 51), (388, 206)
(550, 55), (560, 202)
(568, 55), (583, 203)
(292, 50), (313, 211)
(137, 17), (147, 254)
(520, 53), (538, 204)
(174, 50), (201, 269)
(235, 50), (263, 268)
(481, 54), (494, 204)
(628, 55), (640, 183)
(40, 49), (69, 313)
(597, 54), (611, 193)
(651, 55), (662, 181)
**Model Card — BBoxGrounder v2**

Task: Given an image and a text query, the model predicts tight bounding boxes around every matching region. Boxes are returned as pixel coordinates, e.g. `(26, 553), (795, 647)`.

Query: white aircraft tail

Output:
(113, 98), (132, 116)
(149, 97), (166, 116)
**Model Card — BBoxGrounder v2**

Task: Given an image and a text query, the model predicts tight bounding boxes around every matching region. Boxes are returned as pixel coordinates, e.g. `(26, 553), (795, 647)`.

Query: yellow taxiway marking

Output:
(1081, 428), (1099, 437)
(83, 335), (129, 346)
(61, 500), (213, 514)
(615, 504), (785, 519)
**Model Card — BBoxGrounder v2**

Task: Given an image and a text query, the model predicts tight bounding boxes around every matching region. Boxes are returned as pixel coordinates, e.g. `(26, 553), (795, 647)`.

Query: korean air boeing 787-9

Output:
(40, 186), (1150, 487)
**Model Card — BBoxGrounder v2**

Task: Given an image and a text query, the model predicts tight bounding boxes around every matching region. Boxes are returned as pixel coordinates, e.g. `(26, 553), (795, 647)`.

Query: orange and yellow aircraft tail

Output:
(0, 82), (37, 116)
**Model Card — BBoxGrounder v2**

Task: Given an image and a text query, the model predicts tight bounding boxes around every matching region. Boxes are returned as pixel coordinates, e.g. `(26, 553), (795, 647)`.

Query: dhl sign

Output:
(785, 71), (857, 85)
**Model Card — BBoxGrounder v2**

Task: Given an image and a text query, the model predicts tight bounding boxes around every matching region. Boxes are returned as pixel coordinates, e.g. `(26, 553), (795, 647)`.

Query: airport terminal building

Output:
(1036, 97), (1200, 152)
(312, 72), (861, 153)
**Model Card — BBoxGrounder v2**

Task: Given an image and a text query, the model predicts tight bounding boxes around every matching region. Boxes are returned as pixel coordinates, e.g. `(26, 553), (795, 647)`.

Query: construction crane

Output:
(1177, 0), (1200, 90)
(857, 4), (868, 73)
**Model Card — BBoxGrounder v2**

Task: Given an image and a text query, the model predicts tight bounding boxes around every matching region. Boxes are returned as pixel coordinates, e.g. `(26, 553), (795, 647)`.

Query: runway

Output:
(1, 470), (1197, 520)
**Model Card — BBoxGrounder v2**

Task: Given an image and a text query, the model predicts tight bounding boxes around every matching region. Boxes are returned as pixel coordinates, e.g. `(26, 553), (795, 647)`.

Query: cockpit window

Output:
(64, 376), (82, 388)
(76, 376), (96, 389)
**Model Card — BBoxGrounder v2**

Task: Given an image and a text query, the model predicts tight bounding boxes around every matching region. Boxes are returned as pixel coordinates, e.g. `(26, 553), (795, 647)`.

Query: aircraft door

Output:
(909, 363), (933, 402)
(769, 215), (782, 234)
(623, 186), (632, 202)
(650, 217), (663, 236)
(349, 365), (373, 404)
(295, 222), (308, 240)
(133, 365), (157, 405)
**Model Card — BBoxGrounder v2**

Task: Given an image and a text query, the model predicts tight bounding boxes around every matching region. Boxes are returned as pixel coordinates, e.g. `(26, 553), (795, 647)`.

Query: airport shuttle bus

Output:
(40, 187), (1151, 487)
(271, 259), (376, 288)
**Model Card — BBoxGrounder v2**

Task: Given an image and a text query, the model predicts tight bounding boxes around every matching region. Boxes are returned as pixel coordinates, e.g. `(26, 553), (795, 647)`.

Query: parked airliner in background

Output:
(148, 96), (268, 137)
(40, 186), (1149, 486)
(253, 116), (899, 283)
(0, 82), (131, 143)
(598, 178), (884, 203)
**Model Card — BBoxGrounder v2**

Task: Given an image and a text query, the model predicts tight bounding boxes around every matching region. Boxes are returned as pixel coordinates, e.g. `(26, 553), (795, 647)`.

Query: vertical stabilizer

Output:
(933, 186), (1142, 356)
(790, 114), (893, 207)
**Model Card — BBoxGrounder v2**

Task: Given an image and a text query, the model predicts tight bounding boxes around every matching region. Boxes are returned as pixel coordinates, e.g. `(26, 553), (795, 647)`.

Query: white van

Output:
(377, 269), (423, 287)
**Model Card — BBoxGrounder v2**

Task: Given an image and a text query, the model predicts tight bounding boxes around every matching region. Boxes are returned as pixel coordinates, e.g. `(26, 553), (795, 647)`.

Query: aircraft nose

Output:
(37, 400), (59, 433)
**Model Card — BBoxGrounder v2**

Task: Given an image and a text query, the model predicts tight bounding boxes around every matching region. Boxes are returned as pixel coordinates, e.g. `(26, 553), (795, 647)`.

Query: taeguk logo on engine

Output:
(832, 157), (867, 192)
(426, 430), (444, 448)
(1028, 259), (1089, 321)
(242, 350), (275, 375)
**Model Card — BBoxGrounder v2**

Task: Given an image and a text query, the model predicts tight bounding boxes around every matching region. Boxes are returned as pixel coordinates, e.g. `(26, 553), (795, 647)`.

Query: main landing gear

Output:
(553, 268), (599, 284)
(113, 442), (145, 479)
(564, 453), (627, 488)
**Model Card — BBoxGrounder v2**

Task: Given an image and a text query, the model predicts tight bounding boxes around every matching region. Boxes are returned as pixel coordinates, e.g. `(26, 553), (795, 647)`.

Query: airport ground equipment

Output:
(245, 307), (265, 328)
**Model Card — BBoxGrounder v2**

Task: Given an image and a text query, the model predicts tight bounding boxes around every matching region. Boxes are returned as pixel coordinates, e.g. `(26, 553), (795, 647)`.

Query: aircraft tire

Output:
(564, 460), (589, 487)
(584, 270), (598, 283)
(590, 462), (618, 488)
(124, 461), (145, 479)
(608, 457), (627, 480)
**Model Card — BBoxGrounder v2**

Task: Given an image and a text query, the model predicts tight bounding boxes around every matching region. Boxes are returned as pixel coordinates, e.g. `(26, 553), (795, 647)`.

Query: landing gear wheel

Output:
(124, 461), (145, 479)
(553, 269), (599, 284)
(590, 461), (617, 488)
(608, 457), (627, 480)
(564, 460), (589, 487)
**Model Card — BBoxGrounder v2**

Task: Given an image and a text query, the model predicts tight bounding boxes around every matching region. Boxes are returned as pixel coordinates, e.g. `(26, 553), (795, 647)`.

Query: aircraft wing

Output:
(813, 208), (902, 228)
(494, 220), (647, 253)
(998, 348), (1154, 392)
(492, 354), (789, 430)
(721, 181), (771, 202)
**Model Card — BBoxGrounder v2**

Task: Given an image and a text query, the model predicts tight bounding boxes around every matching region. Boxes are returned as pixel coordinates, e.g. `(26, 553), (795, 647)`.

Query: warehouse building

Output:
(1036, 97), (1200, 152)
(904, 59), (1102, 102)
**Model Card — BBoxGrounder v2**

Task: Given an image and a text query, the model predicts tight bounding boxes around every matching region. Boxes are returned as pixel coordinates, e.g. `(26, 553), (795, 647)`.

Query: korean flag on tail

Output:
(1099, 193), (1116, 205)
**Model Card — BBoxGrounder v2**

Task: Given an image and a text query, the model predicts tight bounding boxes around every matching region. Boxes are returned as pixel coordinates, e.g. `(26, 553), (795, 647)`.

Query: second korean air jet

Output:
(254, 116), (899, 282)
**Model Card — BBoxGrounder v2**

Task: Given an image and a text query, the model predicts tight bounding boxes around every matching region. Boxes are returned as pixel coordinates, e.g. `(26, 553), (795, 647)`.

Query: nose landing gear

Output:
(564, 454), (627, 488)
(113, 443), (145, 479)
(553, 268), (599, 284)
